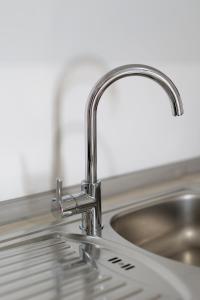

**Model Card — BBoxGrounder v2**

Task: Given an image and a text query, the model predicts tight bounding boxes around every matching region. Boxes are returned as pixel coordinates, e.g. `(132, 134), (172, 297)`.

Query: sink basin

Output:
(111, 190), (200, 267)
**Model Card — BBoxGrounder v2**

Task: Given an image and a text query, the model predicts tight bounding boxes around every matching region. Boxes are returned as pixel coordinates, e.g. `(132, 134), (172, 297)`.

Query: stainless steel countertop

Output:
(0, 157), (200, 299)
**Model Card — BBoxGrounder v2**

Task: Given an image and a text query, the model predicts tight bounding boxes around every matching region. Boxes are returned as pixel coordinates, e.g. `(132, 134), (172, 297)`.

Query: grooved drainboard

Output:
(0, 232), (178, 300)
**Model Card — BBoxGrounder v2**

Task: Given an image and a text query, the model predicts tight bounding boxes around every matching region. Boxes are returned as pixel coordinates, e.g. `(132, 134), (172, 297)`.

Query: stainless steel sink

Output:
(0, 230), (180, 300)
(111, 190), (200, 267)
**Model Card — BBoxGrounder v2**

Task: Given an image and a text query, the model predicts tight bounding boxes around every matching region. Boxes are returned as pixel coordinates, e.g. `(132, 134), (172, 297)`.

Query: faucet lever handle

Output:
(56, 178), (63, 203)
(52, 178), (95, 219)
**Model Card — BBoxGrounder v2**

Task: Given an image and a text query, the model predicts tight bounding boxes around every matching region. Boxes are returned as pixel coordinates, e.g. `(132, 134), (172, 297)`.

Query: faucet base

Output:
(81, 181), (102, 237)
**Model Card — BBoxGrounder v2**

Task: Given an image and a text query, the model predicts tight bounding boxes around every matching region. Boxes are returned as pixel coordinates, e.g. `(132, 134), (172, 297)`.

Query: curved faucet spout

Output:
(85, 64), (184, 184)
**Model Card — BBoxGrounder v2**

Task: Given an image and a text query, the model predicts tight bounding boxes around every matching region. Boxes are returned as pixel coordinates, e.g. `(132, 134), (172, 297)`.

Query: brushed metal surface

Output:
(0, 232), (175, 300)
(111, 191), (200, 267)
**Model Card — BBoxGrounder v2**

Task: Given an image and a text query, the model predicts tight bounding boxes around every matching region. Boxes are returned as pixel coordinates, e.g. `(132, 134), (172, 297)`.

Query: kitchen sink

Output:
(0, 179), (200, 298)
(111, 190), (200, 267)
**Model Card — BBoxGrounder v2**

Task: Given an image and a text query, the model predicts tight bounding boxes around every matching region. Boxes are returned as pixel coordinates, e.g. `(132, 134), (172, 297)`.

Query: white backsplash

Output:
(0, 0), (200, 200)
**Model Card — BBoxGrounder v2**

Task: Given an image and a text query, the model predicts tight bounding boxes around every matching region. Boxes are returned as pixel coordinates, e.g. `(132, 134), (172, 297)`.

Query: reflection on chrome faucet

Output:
(51, 235), (99, 300)
(52, 64), (184, 237)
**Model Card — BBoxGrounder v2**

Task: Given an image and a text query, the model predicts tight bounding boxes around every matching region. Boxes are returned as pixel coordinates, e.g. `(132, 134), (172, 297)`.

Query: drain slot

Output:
(108, 257), (135, 270)
(121, 264), (131, 269)
(111, 258), (122, 264)
(124, 265), (135, 270)
(108, 257), (118, 262)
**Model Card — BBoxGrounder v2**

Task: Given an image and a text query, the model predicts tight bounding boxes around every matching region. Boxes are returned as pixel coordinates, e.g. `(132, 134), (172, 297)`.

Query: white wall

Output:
(0, 0), (200, 200)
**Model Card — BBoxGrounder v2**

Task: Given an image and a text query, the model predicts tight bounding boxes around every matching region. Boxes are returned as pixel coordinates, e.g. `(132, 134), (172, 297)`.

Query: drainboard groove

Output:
(0, 250), (77, 277)
(61, 275), (112, 297)
(0, 244), (71, 267)
(0, 260), (54, 285)
(0, 241), (66, 261)
(0, 278), (58, 300)
(0, 264), (94, 300)
(0, 233), (175, 300)
(0, 254), (82, 286)
(112, 288), (143, 300)
(7, 270), (103, 300)
(0, 266), (103, 300)
(0, 274), (56, 298)
(0, 260), (94, 297)
(93, 280), (126, 297)
(0, 236), (66, 254)
(62, 279), (126, 300)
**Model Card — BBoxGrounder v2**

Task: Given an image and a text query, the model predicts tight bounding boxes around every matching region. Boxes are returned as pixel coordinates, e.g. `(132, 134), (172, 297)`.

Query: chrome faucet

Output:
(52, 64), (184, 237)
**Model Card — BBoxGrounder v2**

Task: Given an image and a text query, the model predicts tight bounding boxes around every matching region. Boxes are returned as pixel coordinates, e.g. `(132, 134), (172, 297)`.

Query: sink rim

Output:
(111, 189), (197, 222)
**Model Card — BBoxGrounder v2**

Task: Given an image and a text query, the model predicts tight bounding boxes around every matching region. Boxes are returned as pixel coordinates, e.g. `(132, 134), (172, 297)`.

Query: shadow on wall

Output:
(51, 55), (119, 188)
(21, 55), (119, 196)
